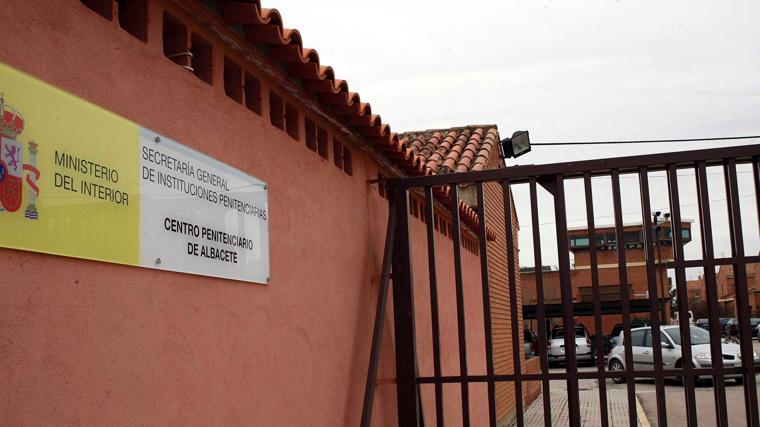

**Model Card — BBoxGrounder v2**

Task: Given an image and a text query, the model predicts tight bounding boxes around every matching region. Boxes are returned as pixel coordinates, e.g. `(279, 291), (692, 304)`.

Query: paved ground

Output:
(514, 340), (760, 426)
(515, 389), (646, 427)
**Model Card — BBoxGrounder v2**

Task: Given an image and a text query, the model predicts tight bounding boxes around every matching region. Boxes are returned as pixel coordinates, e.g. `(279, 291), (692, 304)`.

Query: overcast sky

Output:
(273, 0), (760, 278)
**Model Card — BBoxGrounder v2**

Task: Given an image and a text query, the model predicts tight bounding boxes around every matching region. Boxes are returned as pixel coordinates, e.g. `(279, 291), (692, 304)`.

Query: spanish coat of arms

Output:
(0, 94), (40, 219)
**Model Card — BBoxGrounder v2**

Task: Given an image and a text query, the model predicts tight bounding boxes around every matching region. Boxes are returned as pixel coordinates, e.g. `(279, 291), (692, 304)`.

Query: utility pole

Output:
(653, 212), (670, 323)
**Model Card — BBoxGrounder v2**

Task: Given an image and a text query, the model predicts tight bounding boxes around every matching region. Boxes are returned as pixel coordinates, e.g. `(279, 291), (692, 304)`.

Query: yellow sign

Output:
(0, 62), (269, 283)
(0, 62), (140, 264)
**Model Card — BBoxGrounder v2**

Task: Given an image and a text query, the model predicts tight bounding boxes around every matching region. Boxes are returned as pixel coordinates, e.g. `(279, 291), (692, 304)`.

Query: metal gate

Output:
(362, 144), (760, 426)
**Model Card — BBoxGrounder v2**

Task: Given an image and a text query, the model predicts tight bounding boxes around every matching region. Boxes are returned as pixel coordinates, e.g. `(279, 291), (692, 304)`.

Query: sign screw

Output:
(154, 136), (161, 143)
(155, 258), (162, 265)
(264, 185), (268, 190)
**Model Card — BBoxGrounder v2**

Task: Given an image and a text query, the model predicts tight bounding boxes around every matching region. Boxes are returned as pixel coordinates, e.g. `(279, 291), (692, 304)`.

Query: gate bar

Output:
(725, 160), (760, 427)
(666, 164), (699, 427)
(449, 185), (471, 426)
(610, 170), (638, 427)
(416, 366), (749, 382)
(552, 175), (581, 427)
(583, 173), (610, 427)
(529, 178), (552, 427)
(424, 187), (445, 427)
(502, 180), (524, 427)
(476, 183), (498, 427)
(396, 144), (760, 188)
(391, 185), (420, 427)
(754, 157), (760, 228)
(360, 194), (397, 427)
(638, 167), (669, 427)
(695, 162), (730, 427)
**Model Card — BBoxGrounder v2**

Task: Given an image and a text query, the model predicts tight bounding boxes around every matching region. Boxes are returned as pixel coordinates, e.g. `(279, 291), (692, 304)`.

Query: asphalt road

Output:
(543, 340), (760, 426)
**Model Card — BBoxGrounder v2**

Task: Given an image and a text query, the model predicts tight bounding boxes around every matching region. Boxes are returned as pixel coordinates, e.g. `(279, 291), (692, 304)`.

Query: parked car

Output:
(673, 310), (695, 326)
(757, 323), (760, 341)
(750, 318), (760, 338)
(524, 328), (538, 357)
(607, 325), (760, 384)
(718, 318), (732, 335)
(548, 325), (593, 365)
(695, 318), (709, 330)
(590, 334), (612, 356)
(725, 318), (739, 338)
(608, 322), (646, 353)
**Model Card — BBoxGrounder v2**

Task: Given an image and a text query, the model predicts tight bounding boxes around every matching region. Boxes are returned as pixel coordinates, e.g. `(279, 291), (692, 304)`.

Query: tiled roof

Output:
(398, 126), (501, 240)
(398, 125), (500, 175)
(216, 3), (502, 179)
(218, 1), (415, 170)
(215, 3), (498, 239)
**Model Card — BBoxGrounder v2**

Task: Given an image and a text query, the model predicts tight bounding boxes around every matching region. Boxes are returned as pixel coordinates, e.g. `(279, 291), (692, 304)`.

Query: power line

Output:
(531, 135), (760, 146)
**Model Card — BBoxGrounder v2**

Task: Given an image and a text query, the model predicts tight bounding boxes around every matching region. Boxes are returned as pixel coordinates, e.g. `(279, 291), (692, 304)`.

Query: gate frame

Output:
(379, 144), (760, 427)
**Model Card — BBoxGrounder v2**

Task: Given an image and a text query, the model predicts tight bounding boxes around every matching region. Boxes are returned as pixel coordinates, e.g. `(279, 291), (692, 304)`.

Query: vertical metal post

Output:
(610, 170), (638, 427)
(724, 160), (760, 427)
(666, 165), (699, 427)
(502, 181), (524, 427)
(449, 185), (471, 426)
(638, 167), (668, 427)
(583, 173), (609, 427)
(551, 174), (581, 427)
(476, 183), (497, 427)
(424, 187), (445, 427)
(391, 182), (420, 427)
(754, 157), (760, 229)
(360, 195), (397, 427)
(695, 162), (729, 427)
(529, 178), (552, 427)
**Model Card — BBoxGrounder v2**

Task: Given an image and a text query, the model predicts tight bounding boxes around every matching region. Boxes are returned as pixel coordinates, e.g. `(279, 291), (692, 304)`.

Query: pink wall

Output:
(0, 1), (491, 425)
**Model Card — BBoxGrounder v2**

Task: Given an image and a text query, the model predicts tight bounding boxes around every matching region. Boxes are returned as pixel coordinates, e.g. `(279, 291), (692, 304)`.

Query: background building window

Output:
(285, 103), (300, 140)
(81, 0), (112, 20)
(317, 127), (328, 159)
(117, 0), (148, 42)
(163, 13), (190, 69)
(333, 139), (343, 169)
(342, 146), (352, 175)
(223, 57), (243, 103)
(244, 73), (262, 115)
(269, 91), (284, 130)
(190, 33), (213, 84)
(305, 118), (317, 151)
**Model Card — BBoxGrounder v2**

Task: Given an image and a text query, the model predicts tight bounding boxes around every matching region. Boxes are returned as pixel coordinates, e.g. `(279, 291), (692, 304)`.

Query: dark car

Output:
(524, 328), (538, 357)
(750, 318), (760, 338)
(719, 318), (732, 335)
(608, 322), (646, 353)
(725, 318), (740, 338)
(695, 318), (709, 330)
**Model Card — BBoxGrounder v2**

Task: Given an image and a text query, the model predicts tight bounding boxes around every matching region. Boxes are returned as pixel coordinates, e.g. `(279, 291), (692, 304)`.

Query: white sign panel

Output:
(139, 128), (269, 284)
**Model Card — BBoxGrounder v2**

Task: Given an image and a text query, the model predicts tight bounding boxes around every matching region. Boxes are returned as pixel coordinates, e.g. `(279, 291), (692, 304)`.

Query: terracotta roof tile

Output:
(399, 125), (500, 175)
(396, 125), (502, 241)
(214, 3), (503, 181)
(214, 3), (499, 239)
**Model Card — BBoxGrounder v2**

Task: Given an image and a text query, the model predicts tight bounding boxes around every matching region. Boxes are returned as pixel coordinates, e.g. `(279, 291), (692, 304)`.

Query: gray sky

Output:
(273, 0), (760, 277)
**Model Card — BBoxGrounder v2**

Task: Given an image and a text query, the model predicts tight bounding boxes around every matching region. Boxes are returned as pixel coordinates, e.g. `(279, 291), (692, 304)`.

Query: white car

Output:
(547, 325), (594, 365)
(607, 325), (760, 384)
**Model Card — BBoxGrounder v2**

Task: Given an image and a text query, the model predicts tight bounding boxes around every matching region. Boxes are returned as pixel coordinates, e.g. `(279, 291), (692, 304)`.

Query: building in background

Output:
(686, 275), (707, 317)
(716, 260), (760, 317)
(521, 221), (692, 336)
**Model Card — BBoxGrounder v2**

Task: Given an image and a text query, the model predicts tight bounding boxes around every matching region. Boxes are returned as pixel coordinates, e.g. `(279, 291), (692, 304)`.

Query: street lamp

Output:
(653, 212), (671, 322)
(500, 130), (531, 159)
